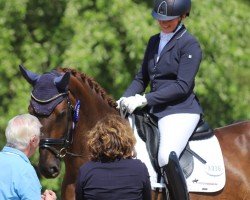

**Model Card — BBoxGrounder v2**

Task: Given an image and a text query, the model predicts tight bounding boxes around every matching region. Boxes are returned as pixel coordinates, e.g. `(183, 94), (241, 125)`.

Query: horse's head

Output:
(19, 65), (75, 178)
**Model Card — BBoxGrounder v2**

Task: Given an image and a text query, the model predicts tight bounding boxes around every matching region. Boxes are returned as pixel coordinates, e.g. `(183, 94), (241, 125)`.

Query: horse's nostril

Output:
(49, 166), (59, 175)
(39, 164), (60, 178)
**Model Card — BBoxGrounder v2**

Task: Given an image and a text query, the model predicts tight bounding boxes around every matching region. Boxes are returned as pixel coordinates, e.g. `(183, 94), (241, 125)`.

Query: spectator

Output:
(0, 114), (57, 200)
(75, 115), (151, 200)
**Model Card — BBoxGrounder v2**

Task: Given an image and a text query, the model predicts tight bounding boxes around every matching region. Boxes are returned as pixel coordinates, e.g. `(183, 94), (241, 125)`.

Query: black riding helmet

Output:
(152, 0), (191, 21)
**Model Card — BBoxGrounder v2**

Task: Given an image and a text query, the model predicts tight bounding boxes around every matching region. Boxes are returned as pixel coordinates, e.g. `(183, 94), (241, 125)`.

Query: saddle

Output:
(132, 108), (214, 178)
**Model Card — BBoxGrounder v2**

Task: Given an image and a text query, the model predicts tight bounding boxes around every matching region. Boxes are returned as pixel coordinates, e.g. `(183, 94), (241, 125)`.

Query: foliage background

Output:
(0, 0), (249, 198)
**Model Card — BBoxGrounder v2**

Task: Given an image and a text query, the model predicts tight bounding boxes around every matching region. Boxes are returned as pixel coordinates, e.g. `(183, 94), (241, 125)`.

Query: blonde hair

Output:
(88, 115), (136, 162)
(5, 114), (42, 150)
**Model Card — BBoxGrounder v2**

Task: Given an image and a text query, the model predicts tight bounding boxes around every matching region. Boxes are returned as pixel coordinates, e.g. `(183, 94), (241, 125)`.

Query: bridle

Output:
(32, 92), (82, 159)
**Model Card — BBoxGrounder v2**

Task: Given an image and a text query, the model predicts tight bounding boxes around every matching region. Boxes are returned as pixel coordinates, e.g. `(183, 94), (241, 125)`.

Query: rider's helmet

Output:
(152, 0), (191, 21)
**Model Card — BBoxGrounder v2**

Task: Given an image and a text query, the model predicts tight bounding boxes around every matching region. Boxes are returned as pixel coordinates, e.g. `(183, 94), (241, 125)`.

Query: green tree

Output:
(0, 0), (249, 198)
(187, 0), (250, 126)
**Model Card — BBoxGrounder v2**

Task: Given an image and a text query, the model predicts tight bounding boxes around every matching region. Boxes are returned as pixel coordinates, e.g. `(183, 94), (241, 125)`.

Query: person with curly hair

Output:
(75, 115), (151, 200)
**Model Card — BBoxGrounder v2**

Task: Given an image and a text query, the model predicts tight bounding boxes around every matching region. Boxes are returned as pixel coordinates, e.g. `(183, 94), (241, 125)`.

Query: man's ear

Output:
(30, 135), (39, 146)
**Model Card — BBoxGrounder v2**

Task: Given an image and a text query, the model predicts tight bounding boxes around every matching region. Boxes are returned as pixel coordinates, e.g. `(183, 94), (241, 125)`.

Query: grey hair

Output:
(5, 114), (42, 150)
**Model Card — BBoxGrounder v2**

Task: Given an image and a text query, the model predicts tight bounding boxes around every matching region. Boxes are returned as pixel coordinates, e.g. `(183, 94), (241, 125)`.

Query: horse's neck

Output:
(68, 83), (118, 164)
(71, 82), (118, 126)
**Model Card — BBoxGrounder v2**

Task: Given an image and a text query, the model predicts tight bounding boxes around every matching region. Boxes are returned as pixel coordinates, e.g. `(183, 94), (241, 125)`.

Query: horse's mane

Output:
(58, 68), (117, 108)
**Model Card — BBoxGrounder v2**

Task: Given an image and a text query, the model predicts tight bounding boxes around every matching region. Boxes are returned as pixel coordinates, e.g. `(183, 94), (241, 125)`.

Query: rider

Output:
(117, 0), (203, 199)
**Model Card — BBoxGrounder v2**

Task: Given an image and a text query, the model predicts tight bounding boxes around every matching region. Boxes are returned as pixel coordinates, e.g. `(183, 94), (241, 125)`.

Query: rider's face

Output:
(158, 17), (181, 33)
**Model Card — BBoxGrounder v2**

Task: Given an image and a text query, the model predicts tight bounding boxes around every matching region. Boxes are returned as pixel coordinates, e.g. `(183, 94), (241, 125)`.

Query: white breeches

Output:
(158, 113), (200, 167)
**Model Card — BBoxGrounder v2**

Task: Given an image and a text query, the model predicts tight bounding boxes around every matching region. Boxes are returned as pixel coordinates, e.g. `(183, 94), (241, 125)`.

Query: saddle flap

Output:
(133, 109), (160, 173)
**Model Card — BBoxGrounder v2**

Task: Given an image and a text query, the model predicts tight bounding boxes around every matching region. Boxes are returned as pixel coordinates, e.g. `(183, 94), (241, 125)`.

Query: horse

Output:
(19, 66), (250, 200)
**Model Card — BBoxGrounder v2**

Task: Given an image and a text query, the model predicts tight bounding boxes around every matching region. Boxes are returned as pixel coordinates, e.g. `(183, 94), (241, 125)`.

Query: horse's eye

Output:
(58, 110), (67, 118)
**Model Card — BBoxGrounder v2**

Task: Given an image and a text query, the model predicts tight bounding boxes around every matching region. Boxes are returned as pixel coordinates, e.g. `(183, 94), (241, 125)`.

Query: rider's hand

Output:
(122, 94), (147, 114)
(116, 97), (126, 109)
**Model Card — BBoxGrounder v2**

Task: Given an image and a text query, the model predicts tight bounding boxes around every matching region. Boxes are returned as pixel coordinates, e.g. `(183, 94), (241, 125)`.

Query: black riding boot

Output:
(162, 151), (189, 200)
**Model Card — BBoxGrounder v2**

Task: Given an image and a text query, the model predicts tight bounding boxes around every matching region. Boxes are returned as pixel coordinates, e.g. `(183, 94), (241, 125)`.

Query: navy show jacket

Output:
(124, 25), (203, 118)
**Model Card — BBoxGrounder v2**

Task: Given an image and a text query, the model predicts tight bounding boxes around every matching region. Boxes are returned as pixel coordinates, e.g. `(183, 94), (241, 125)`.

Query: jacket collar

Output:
(155, 25), (187, 63)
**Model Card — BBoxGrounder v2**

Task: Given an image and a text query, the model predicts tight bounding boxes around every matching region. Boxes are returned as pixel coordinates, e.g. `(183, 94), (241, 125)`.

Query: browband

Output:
(31, 92), (68, 103)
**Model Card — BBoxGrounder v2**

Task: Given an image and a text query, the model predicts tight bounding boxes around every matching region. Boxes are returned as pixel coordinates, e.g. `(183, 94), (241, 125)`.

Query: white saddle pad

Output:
(187, 135), (226, 192)
(129, 116), (226, 192)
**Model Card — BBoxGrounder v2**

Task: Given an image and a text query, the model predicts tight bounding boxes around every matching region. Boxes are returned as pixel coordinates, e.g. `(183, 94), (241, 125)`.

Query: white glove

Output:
(122, 94), (147, 114)
(116, 97), (126, 109)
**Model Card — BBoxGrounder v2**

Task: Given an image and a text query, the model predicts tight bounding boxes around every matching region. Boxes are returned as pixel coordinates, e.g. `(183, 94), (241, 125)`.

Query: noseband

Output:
(32, 92), (82, 159)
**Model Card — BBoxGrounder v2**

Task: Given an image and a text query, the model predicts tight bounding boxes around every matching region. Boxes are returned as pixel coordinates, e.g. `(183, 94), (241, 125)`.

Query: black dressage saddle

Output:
(132, 108), (214, 178)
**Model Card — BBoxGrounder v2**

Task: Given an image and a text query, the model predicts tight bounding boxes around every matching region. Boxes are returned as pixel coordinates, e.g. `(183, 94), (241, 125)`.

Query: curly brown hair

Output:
(87, 115), (136, 162)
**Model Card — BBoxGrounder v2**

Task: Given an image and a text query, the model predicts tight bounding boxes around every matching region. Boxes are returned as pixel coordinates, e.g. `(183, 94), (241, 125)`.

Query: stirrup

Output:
(162, 151), (189, 200)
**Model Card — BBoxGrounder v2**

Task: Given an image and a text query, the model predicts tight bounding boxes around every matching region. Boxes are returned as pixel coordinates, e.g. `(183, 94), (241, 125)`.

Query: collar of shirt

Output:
(160, 31), (175, 41)
(159, 23), (183, 40)
(1, 146), (30, 164)
(158, 24), (183, 56)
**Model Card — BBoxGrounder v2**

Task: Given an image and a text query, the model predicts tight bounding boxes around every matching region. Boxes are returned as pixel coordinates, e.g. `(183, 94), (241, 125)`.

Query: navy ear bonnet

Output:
(19, 65), (70, 116)
(31, 71), (68, 116)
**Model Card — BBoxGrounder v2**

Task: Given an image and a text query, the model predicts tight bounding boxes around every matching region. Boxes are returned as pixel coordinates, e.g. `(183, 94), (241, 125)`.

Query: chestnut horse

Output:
(20, 66), (250, 200)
